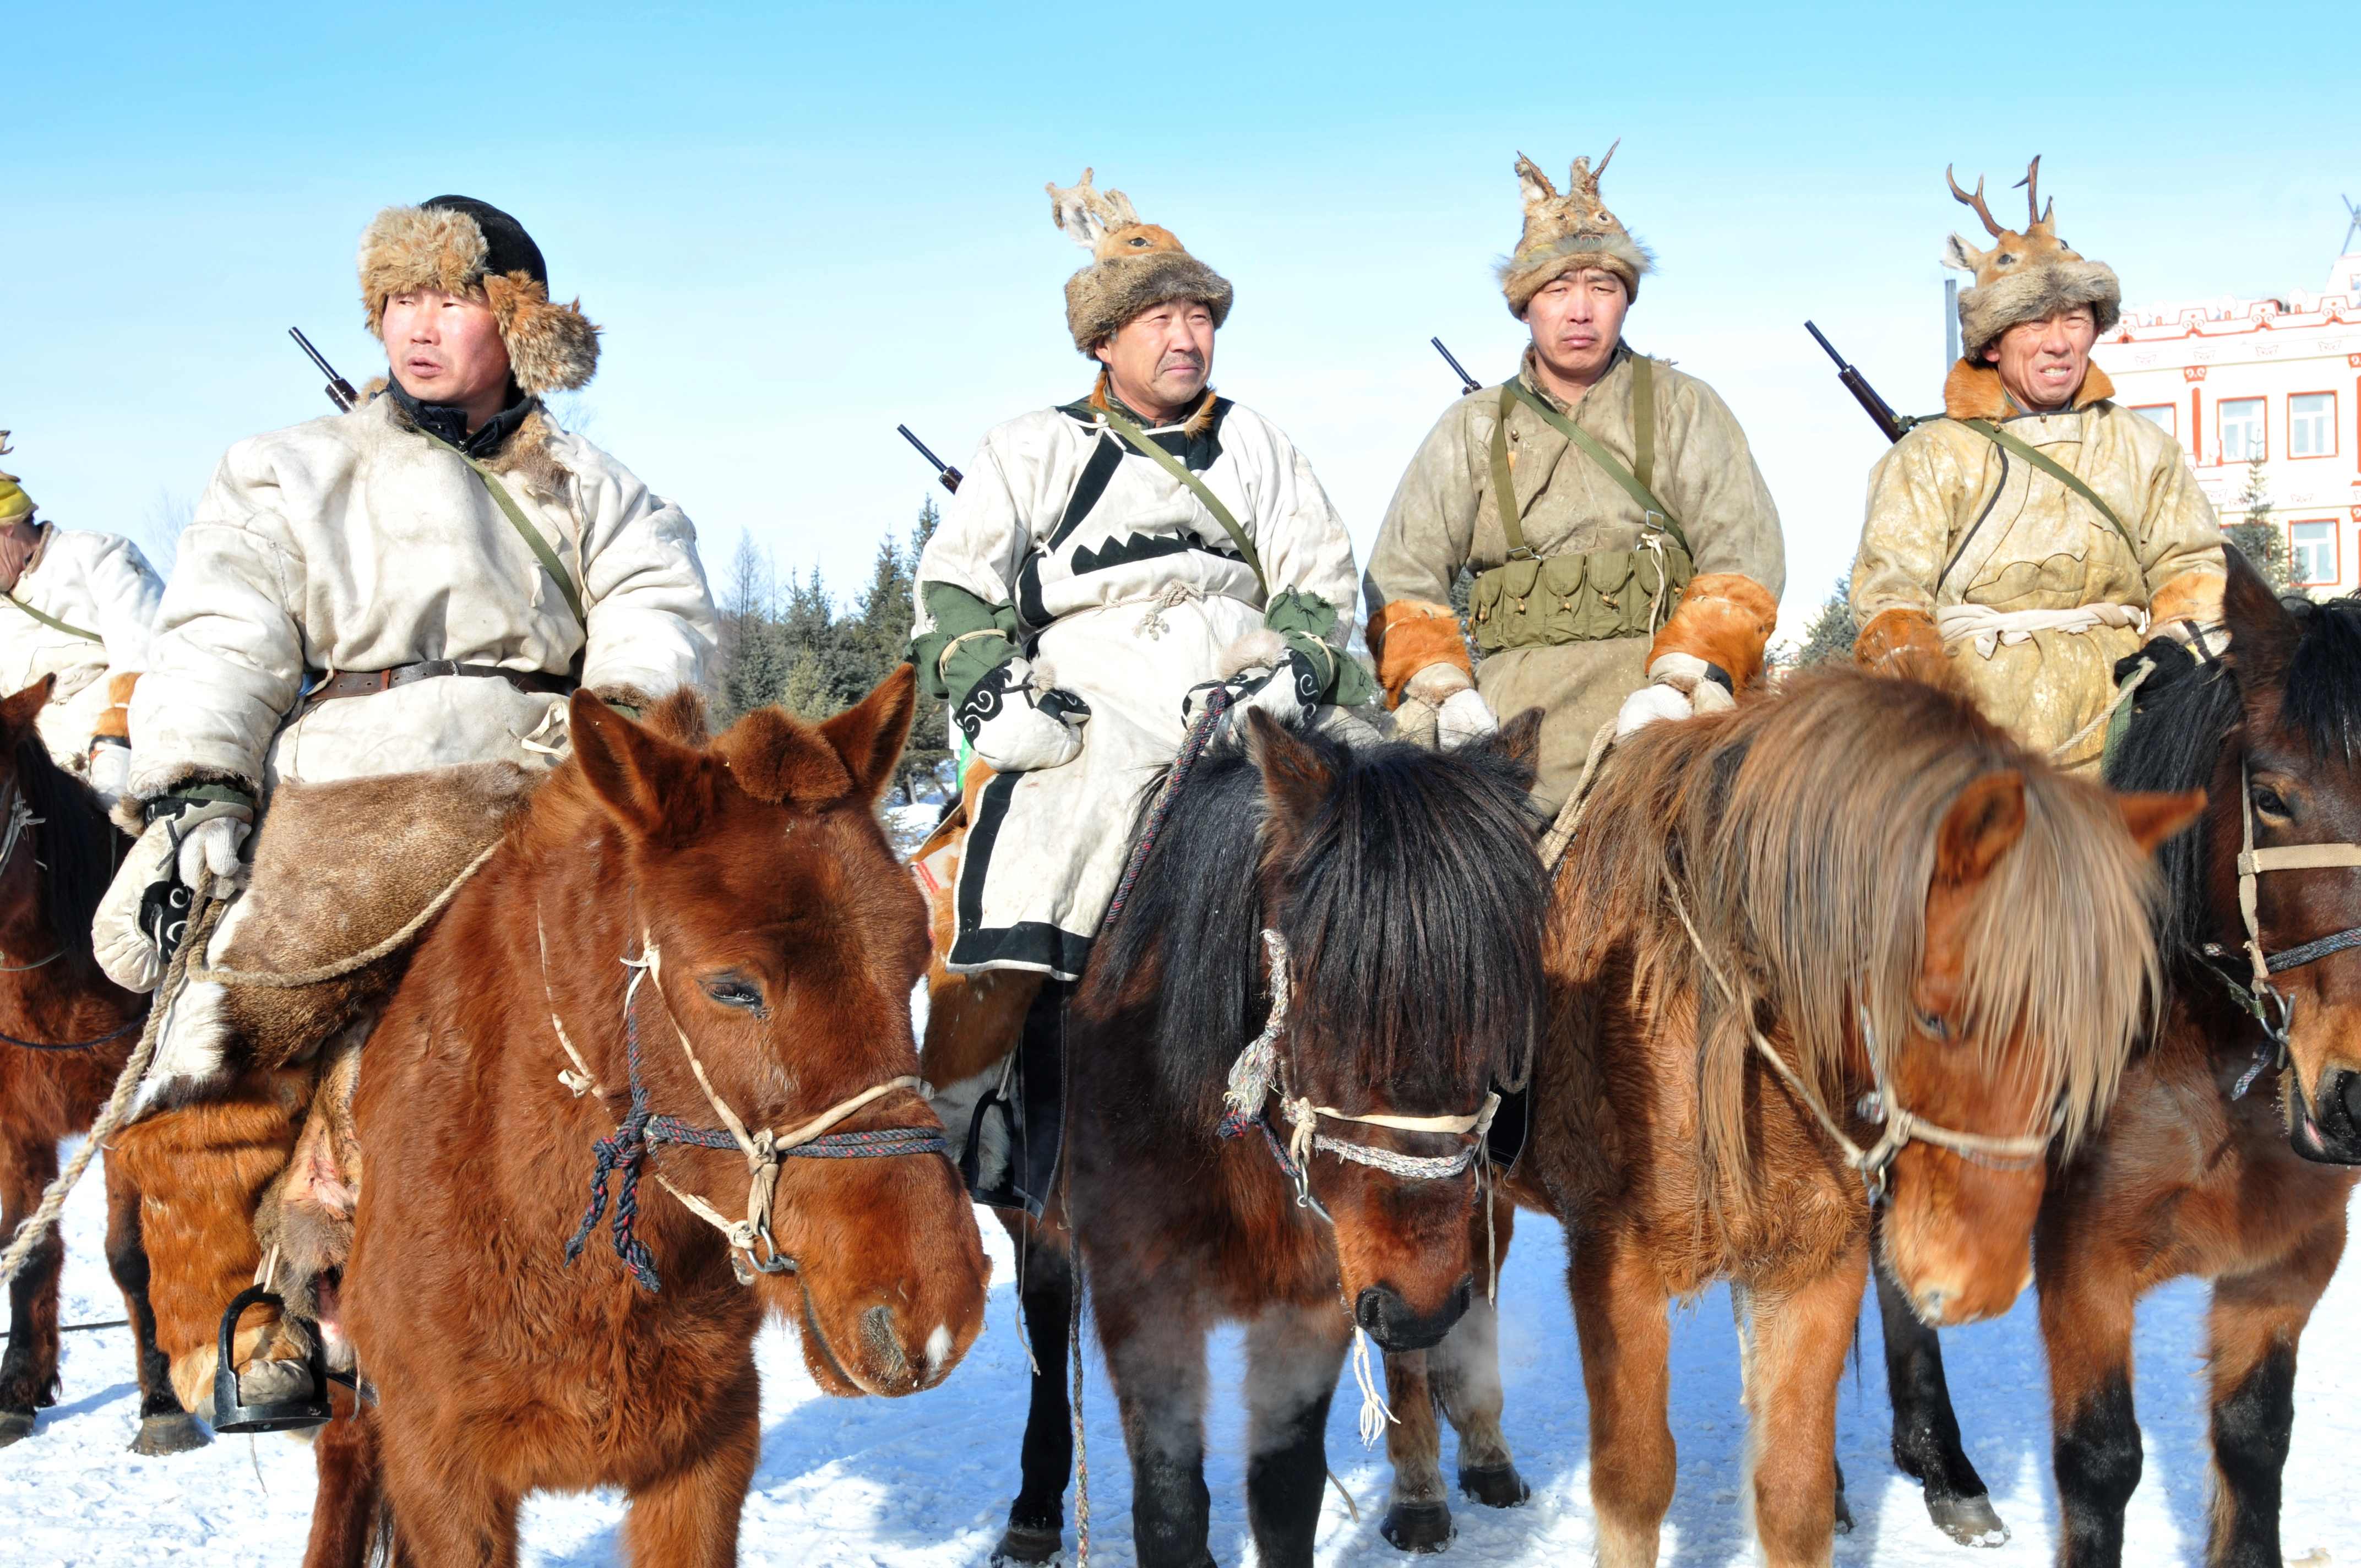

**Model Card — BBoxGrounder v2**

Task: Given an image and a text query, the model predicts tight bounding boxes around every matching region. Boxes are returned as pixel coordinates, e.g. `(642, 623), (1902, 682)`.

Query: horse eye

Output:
(701, 976), (766, 1013)
(1915, 1008), (1952, 1042)
(2251, 785), (2293, 822)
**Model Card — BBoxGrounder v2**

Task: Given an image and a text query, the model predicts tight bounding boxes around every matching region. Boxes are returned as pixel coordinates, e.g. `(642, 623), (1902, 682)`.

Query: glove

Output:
(1614, 682), (1694, 738)
(1435, 689), (1497, 749)
(1185, 645), (1321, 733)
(86, 738), (130, 809)
(957, 656), (1088, 773)
(92, 797), (254, 993)
(1614, 652), (1738, 739)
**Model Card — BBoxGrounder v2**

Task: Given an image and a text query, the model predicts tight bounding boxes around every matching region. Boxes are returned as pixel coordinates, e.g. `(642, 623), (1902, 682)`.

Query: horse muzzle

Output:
(2291, 1066), (2361, 1164)
(1354, 1276), (1473, 1353)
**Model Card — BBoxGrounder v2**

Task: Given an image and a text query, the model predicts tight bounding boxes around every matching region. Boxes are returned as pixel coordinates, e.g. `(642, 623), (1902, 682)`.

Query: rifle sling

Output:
(1957, 418), (2141, 560)
(421, 431), (588, 628)
(1, 592), (101, 644)
(1095, 407), (1268, 597)
(1493, 371), (1689, 559)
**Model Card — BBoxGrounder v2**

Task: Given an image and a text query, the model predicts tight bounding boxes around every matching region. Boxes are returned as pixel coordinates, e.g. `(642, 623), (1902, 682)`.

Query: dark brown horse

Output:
(1876, 553), (2361, 1567)
(1506, 664), (2197, 1568)
(329, 671), (990, 1564)
(0, 677), (202, 1455)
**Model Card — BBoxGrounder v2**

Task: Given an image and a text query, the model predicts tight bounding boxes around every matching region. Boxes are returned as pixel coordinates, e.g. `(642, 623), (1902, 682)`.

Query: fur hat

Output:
(357, 196), (599, 394)
(1498, 143), (1653, 317)
(1047, 169), (1233, 356)
(0, 433), (29, 523)
(1942, 158), (2120, 362)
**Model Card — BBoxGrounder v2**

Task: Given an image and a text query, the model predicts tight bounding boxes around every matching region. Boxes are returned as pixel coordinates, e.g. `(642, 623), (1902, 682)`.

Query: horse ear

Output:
(2221, 544), (2299, 693)
(1933, 770), (2026, 888)
(0, 676), (56, 744)
(817, 665), (918, 808)
(569, 689), (703, 836)
(1487, 706), (1546, 783)
(1245, 710), (1332, 832)
(2112, 788), (2206, 856)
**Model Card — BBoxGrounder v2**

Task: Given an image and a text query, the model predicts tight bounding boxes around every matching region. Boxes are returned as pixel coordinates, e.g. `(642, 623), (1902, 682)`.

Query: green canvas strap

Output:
(421, 432), (588, 628)
(1631, 353), (1656, 495)
(1958, 418), (2140, 560)
(1095, 407), (1268, 597)
(0, 592), (100, 643)
(1493, 377), (1691, 559)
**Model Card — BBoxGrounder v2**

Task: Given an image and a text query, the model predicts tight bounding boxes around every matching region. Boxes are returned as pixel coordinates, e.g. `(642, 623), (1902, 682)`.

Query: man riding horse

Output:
(87, 195), (718, 1424)
(1850, 157), (2226, 765)
(0, 433), (163, 807)
(1361, 141), (1786, 814)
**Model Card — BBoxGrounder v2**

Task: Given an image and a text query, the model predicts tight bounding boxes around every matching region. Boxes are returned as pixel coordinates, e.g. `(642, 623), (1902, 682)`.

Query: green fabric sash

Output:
(1, 592), (100, 643)
(1492, 373), (1690, 558)
(421, 431), (587, 628)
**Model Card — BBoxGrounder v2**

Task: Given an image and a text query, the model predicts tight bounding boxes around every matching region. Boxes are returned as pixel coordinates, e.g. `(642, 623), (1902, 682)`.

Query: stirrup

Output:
(209, 1285), (330, 1434)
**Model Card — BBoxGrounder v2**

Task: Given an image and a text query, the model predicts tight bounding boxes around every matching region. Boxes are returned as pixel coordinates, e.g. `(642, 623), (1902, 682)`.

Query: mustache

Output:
(1158, 349), (1205, 371)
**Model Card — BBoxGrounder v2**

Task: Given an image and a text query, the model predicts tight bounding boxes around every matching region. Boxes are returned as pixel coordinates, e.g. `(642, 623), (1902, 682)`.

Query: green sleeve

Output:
(1265, 588), (1377, 707)
(906, 581), (1020, 708)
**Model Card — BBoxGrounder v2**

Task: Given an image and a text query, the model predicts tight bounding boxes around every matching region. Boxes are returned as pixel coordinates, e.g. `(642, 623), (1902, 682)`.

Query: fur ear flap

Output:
(570, 690), (709, 838)
(2222, 542), (2300, 695)
(1245, 710), (1333, 839)
(816, 665), (918, 808)
(483, 271), (599, 393)
(1933, 770), (2026, 889)
(0, 675), (54, 744)
(1513, 153), (1558, 214)
(1942, 233), (1987, 274)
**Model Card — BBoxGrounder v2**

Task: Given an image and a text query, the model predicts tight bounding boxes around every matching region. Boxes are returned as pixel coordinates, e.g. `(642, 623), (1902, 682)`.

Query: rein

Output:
(1664, 878), (2057, 1199)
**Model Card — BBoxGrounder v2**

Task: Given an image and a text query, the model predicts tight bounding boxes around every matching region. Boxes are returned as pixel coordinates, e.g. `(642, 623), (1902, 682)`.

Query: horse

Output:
(0, 676), (203, 1456)
(1055, 707), (1551, 1568)
(1500, 662), (2199, 1568)
(1873, 552), (2361, 1568)
(325, 669), (991, 1564)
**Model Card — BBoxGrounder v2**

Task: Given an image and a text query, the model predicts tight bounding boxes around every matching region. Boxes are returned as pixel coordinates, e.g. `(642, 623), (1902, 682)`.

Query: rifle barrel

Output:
(1430, 337), (1482, 396)
(897, 425), (962, 494)
(1803, 320), (1845, 368)
(289, 327), (358, 411)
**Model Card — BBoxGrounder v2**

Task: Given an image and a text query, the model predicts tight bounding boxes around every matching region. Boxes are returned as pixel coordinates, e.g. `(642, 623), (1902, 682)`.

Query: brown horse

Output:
(1876, 553), (2361, 1567)
(1506, 664), (2198, 1568)
(333, 670), (990, 1564)
(0, 677), (202, 1456)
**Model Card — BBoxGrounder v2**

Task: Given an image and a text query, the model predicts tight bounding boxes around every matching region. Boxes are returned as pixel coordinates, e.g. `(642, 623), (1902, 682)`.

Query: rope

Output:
(1102, 685), (1230, 928)
(1069, 1260), (1091, 1568)
(2047, 656), (2151, 764)
(1, 877), (226, 1286)
(1537, 718), (1622, 873)
(0, 1010), (146, 1052)
(1348, 1324), (1399, 1447)
(189, 840), (504, 989)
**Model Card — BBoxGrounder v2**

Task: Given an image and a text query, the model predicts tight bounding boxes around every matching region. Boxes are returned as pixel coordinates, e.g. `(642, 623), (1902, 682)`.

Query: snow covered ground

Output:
(6, 1152), (2357, 1567)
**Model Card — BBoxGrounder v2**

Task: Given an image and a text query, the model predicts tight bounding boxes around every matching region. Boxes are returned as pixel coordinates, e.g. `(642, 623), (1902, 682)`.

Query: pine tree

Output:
(1787, 570), (1858, 669)
(2223, 456), (2291, 594)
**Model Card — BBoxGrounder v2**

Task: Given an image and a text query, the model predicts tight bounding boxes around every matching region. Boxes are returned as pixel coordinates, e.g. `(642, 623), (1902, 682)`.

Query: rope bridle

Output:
(1665, 878), (2058, 1200)
(554, 928), (947, 1291)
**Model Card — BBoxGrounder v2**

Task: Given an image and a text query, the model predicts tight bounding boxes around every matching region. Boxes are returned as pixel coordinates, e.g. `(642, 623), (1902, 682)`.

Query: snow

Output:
(8, 1153), (2358, 1566)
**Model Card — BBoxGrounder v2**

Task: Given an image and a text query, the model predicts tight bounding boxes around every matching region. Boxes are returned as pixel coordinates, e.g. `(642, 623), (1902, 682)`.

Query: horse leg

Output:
(374, 1407), (520, 1568)
(1742, 1246), (1866, 1568)
(0, 1133), (62, 1445)
(1243, 1303), (1351, 1568)
(2205, 1211), (2344, 1568)
(624, 1360), (761, 1568)
(1095, 1286), (1213, 1568)
(300, 1395), (382, 1568)
(1571, 1230), (1675, 1568)
(103, 1152), (206, 1456)
(1873, 1254), (2004, 1544)
(1379, 1347), (1451, 1551)
(1434, 1298), (1528, 1505)
(2041, 1243), (2142, 1568)
(993, 1216), (1076, 1566)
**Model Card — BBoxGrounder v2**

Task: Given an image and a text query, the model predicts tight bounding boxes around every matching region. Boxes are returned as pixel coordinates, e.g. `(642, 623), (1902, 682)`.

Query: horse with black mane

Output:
(1875, 551), (2361, 1568)
(0, 676), (200, 1455)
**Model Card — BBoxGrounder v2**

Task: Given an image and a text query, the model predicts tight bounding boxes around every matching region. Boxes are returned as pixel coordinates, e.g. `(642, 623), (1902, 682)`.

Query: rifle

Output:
(896, 426), (962, 494)
(1804, 321), (1917, 444)
(1431, 337), (1483, 396)
(289, 327), (358, 412)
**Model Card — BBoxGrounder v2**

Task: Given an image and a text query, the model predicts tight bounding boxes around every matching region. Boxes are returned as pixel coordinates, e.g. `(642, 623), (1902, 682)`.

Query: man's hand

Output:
(92, 796), (253, 992)
(86, 737), (130, 809)
(958, 656), (1089, 773)
(1614, 652), (1735, 739)
(1398, 662), (1495, 749)
(1183, 645), (1321, 735)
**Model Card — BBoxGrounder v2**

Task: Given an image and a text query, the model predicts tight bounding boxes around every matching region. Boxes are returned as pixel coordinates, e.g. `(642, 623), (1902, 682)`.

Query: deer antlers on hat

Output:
(1943, 156), (2071, 279)
(1515, 139), (1620, 217)
(1046, 168), (1184, 264)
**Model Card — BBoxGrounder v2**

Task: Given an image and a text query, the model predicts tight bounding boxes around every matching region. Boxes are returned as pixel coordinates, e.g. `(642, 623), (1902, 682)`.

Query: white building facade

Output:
(2092, 247), (2361, 596)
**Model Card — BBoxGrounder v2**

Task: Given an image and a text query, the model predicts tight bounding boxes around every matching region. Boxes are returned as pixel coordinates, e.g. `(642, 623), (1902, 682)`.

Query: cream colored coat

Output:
(1851, 382), (2223, 769)
(0, 527), (162, 769)
(129, 394), (716, 799)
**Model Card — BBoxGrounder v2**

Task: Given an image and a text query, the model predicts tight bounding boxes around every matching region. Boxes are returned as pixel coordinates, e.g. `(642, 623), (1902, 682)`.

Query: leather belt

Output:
(304, 661), (575, 706)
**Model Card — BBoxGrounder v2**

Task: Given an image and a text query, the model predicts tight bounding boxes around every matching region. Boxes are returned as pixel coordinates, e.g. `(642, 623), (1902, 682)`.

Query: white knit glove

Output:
(92, 799), (253, 993)
(956, 656), (1089, 774)
(1616, 652), (1738, 739)
(1614, 682), (1693, 738)
(1395, 662), (1495, 750)
(1435, 689), (1497, 748)
(85, 739), (131, 809)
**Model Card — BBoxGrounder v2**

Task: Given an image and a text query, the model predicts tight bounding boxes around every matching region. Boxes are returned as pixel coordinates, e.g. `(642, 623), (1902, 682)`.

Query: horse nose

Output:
(856, 1303), (962, 1391)
(1353, 1276), (1473, 1353)
(2294, 1068), (2361, 1164)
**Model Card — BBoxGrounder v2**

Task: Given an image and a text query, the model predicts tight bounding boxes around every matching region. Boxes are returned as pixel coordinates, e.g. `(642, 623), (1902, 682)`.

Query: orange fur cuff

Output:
(1367, 599), (1472, 707)
(1646, 574), (1778, 690)
(2148, 569), (2224, 631)
(1853, 606), (1948, 679)
(93, 671), (139, 739)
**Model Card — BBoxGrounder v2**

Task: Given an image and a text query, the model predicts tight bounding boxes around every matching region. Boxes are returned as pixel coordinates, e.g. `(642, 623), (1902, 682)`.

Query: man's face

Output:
(1985, 307), (2098, 411)
(382, 288), (513, 410)
(1094, 300), (1216, 416)
(1524, 267), (1629, 386)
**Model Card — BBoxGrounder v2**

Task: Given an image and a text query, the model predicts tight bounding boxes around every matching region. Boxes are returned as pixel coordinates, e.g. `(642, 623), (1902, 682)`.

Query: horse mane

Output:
(1564, 666), (2161, 1190)
(14, 736), (117, 973)
(1089, 720), (1550, 1122)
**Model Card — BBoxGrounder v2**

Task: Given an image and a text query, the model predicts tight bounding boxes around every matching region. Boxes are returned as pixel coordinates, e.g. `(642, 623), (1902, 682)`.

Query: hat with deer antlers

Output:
(1942, 157), (2120, 362)
(0, 433), (30, 524)
(357, 195), (599, 394)
(1047, 168), (1233, 356)
(1498, 143), (1653, 316)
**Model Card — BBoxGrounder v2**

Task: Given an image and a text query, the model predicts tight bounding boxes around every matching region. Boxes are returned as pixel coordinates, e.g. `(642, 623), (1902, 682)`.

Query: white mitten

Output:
(92, 799), (253, 993)
(1186, 631), (1321, 733)
(957, 657), (1089, 773)
(1614, 682), (1693, 738)
(86, 739), (131, 809)
(1435, 688), (1497, 748)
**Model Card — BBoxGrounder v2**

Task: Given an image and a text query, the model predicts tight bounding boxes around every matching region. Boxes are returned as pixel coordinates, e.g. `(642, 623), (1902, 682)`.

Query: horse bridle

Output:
(0, 776), (147, 1052)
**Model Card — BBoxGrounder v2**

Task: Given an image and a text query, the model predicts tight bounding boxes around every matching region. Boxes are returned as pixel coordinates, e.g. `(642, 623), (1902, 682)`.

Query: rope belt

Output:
(1665, 879), (2057, 1199)
(1934, 601), (2146, 658)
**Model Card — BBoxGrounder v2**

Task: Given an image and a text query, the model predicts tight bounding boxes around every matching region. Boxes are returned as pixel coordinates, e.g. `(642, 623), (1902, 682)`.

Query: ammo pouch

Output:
(1469, 542), (1693, 653)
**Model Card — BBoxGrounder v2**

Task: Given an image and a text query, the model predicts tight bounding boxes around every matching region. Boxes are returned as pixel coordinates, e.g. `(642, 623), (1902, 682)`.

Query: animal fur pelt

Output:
(1498, 143), (1653, 314)
(1047, 167), (1233, 354)
(1940, 159), (2121, 359)
(357, 203), (600, 393)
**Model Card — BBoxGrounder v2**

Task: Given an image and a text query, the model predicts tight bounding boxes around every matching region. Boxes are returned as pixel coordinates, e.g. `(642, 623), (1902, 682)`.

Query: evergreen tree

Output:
(2223, 456), (2291, 594)
(1783, 570), (1858, 669)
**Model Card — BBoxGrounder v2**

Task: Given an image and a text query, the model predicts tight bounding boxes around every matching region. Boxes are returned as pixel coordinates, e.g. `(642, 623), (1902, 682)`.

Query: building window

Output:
(2218, 398), (2265, 463)
(2289, 392), (2337, 458)
(2130, 404), (2177, 438)
(2290, 519), (2339, 587)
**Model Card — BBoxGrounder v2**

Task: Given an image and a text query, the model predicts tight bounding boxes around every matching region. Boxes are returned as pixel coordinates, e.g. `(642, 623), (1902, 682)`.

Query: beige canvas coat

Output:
(1851, 363), (2224, 770)
(1363, 344), (1784, 809)
(0, 526), (163, 769)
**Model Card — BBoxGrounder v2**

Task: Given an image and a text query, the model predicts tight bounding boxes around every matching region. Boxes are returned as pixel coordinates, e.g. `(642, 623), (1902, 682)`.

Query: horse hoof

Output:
(1927, 1492), (2009, 1547)
(0, 1409), (33, 1448)
(1457, 1463), (1531, 1509)
(130, 1413), (211, 1456)
(989, 1518), (1064, 1566)
(1381, 1500), (1455, 1553)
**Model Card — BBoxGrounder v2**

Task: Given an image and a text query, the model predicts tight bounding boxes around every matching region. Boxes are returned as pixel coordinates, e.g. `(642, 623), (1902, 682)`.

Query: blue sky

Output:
(8, 2), (2358, 631)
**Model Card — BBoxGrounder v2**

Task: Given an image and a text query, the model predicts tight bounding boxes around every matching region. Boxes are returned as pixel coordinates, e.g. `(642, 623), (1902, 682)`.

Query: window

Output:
(2130, 404), (2177, 438)
(2290, 393), (2337, 458)
(2218, 398), (2265, 462)
(2291, 520), (2338, 587)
